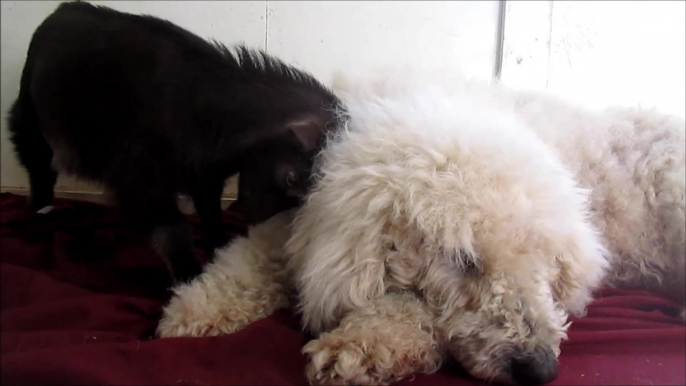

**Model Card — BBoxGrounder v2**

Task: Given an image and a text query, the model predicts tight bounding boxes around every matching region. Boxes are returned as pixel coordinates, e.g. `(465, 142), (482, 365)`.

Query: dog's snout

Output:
(510, 347), (559, 385)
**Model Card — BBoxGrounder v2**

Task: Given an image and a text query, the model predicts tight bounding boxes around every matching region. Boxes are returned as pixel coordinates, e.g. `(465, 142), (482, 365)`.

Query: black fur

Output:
(7, 1), (340, 283)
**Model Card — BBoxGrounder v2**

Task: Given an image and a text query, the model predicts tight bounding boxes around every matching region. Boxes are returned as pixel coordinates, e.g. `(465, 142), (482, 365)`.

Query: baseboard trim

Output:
(0, 188), (237, 213)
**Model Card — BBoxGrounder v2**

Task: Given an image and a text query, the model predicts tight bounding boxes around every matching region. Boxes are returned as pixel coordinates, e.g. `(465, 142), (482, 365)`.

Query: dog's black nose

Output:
(510, 347), (559, 385)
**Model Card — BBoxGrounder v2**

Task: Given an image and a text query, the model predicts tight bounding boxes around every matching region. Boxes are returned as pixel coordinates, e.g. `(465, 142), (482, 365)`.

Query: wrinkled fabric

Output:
(1, 193), (684, 385)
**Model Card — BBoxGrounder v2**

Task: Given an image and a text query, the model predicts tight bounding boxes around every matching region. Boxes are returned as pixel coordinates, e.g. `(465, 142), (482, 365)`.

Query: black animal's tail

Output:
(7, 42), (57, 211)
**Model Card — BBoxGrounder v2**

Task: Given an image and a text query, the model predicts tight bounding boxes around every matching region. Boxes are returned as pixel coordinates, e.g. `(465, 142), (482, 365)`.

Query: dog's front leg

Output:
(303, 291), (443, 386)
(156, 234), (290, 338)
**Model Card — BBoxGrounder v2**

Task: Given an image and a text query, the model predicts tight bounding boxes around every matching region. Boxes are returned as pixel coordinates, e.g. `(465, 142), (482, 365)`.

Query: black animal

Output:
(7, 1), (340, 283)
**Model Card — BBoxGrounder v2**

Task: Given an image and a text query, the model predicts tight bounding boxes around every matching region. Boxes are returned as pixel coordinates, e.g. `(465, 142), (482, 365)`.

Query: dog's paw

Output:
(155, 284), (254, 338)
(305, 337), (394, 385)
(156, 310), (252, 338)
(304, 329), (440, 385)
(156, 280), (289, 339)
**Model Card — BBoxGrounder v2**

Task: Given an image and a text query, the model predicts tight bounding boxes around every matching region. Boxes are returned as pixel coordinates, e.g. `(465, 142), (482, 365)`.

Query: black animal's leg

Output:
(151, 219), (203, 285)
(190, 179), (230, 258)
(116, 190), (203, 284)
(7, 94), (57, 213)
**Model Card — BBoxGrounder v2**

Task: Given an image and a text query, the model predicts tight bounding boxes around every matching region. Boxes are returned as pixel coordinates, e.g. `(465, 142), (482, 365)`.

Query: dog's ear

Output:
(286, 116), (324, 152)
(287, 214), (387, 335)
(549, 238), (609, 317)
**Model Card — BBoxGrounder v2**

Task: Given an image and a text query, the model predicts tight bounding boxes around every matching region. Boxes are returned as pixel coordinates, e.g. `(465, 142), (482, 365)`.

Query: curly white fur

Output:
(156, 210), (294, 338)
(157, 70), (685, 385)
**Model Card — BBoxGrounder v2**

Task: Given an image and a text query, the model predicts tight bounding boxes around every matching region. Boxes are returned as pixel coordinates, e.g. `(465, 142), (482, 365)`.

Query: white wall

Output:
(265, 1), (500, 83)
(501, 1), (686, 118)
(1, 1), (684, 198)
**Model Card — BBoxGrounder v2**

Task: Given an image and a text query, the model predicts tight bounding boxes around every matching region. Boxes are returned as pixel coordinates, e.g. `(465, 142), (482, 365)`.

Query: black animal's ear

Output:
(286, 116), (324, 152)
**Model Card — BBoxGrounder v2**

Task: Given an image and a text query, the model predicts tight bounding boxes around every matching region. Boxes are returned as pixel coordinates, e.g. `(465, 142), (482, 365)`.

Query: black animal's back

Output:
(25, 2), (218, 184)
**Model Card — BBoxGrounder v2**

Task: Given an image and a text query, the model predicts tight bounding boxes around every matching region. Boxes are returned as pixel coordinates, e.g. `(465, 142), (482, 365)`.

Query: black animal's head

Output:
(218, 45), (342, 225)
(231, 115), (329, 225)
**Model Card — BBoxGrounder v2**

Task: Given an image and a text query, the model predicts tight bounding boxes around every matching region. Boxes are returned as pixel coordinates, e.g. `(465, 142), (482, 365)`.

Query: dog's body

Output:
(157, 71), (685, 385)
(7, 2), (339, 283)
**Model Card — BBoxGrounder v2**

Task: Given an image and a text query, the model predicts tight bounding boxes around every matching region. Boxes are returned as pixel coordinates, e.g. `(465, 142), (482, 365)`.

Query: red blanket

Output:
(1, 192), (684, 385)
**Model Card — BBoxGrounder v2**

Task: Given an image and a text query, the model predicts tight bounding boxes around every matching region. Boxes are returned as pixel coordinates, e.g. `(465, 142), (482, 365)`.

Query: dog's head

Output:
(374, 137), (605, 385)
(287, 76), (609, 385)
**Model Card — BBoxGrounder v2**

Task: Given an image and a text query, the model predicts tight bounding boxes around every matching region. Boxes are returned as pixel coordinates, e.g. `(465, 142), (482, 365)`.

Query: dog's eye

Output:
(445, 249), (481, 276)
(285, 171), (296, 187)
(462, 257), (481, 276)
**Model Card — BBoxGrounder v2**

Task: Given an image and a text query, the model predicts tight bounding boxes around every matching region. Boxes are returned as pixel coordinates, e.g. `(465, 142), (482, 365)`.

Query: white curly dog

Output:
(157, 70), (685, 386)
